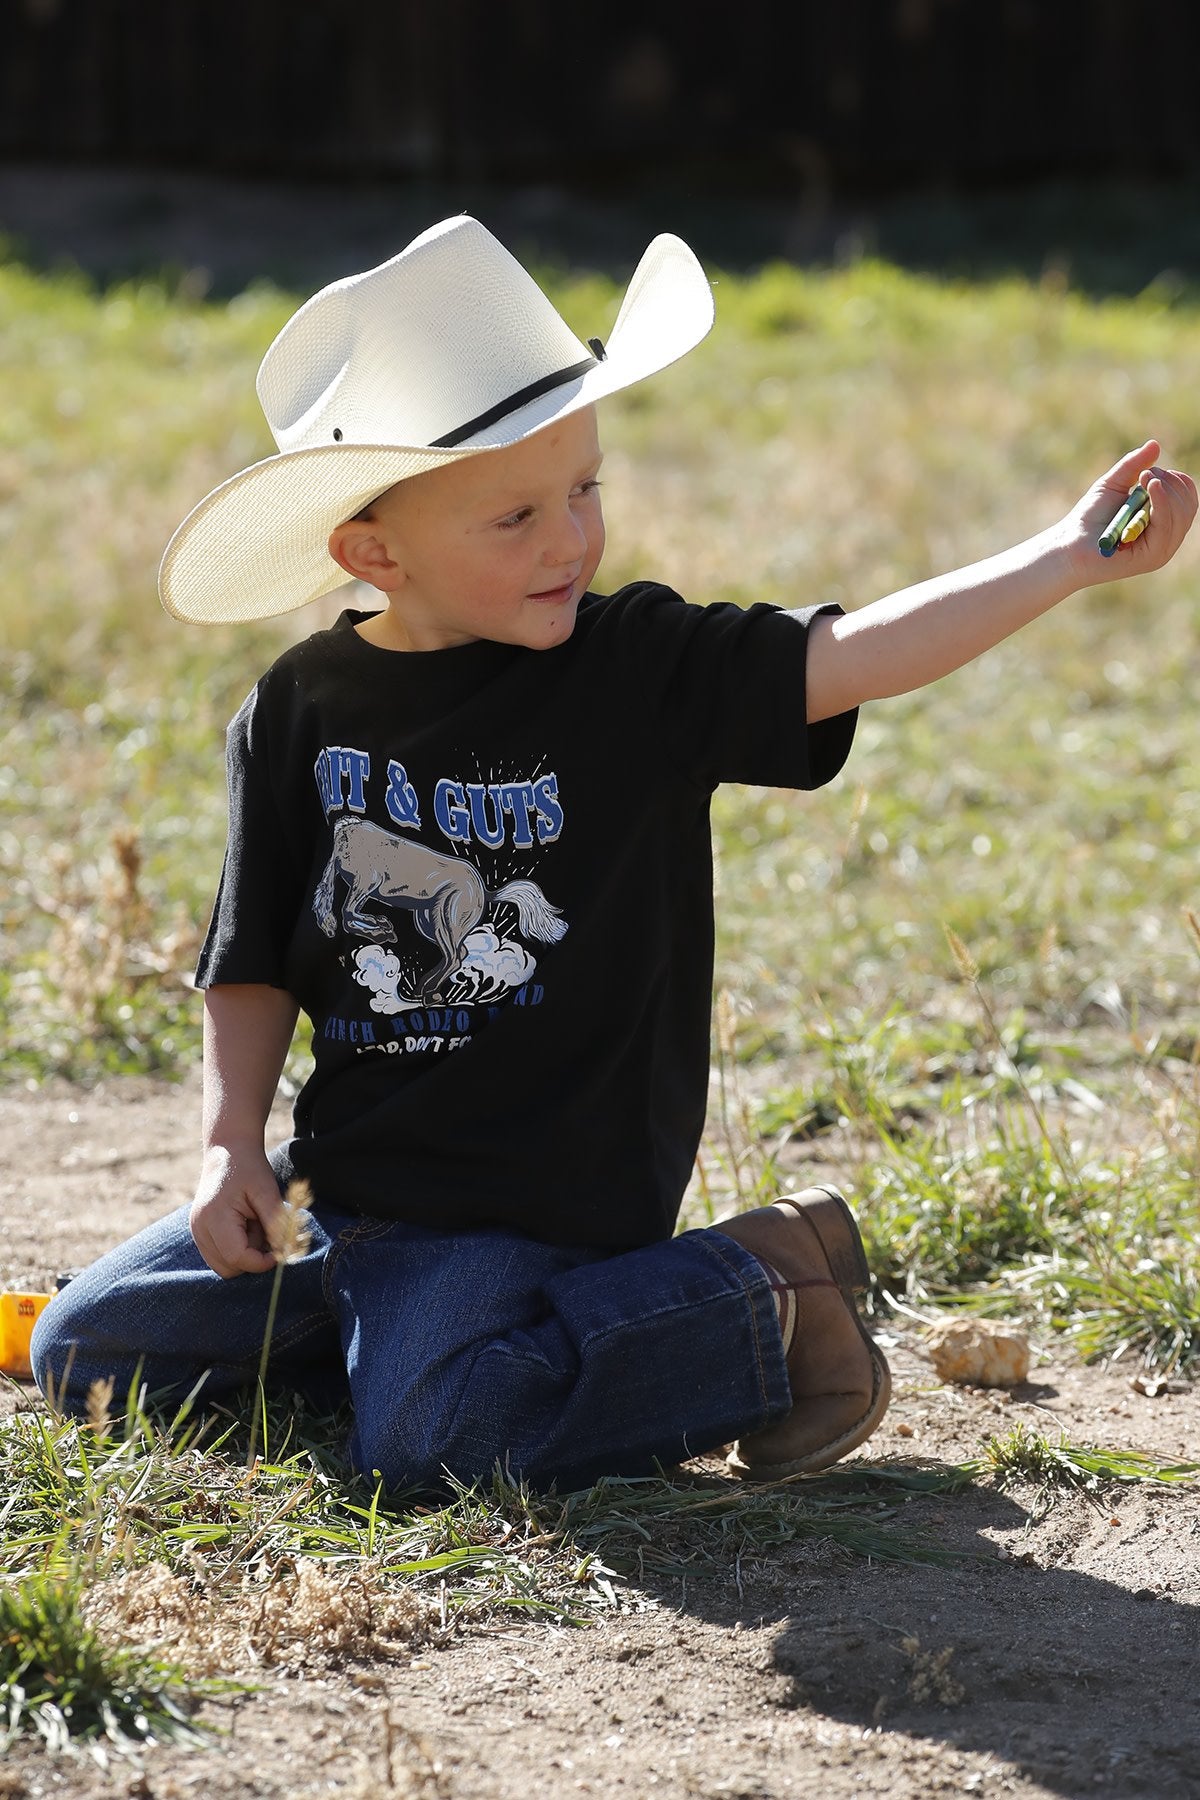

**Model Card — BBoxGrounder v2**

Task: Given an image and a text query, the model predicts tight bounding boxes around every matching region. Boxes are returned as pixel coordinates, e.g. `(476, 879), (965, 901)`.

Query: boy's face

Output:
(333, 406), (605, 653)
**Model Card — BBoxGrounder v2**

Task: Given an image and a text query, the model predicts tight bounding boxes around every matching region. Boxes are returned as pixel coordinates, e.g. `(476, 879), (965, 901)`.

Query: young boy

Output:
(33, 216), (1196, 1494)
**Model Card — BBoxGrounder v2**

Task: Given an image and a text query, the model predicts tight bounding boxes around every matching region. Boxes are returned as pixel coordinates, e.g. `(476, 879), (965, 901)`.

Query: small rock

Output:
(1129, 1374), (1185, 1397)
(927, 1318), (1031, 1388)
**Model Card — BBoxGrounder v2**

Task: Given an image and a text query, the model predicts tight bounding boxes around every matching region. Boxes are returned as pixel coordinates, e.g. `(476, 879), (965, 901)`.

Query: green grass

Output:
(967, 1421), (1200, 1523)
(973, 1420), (1200, 1492)
(0, 1571), (230, 1755)
(0, 1387), (952, 1607)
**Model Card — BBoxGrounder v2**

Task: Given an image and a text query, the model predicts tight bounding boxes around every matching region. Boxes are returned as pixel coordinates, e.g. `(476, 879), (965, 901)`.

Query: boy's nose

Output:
(543, 507), (588, 566)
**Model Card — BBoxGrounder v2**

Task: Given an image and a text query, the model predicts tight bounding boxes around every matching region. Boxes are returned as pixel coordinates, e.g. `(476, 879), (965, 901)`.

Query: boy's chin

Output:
(517, 598), (579, 650)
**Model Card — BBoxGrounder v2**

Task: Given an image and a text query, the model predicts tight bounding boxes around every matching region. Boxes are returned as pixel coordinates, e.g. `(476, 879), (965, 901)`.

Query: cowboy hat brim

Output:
(159, 232), (714, 625)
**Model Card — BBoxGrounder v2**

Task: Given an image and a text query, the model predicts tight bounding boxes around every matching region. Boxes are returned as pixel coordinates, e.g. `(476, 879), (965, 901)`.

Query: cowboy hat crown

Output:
(259, 217), (601, 457)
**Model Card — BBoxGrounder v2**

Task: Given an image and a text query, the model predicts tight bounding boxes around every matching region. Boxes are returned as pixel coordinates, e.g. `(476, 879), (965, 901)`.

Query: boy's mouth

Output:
(527, 578), (577, 604)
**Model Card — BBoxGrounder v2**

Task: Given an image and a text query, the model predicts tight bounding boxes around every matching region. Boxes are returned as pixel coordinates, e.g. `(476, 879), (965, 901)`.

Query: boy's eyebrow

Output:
(477, 451), (605, 511)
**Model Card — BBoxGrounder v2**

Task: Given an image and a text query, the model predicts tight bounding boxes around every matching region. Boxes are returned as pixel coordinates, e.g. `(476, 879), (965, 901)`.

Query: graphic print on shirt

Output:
(352, 926), (536, 1014)
(311, 749), (568, 1015)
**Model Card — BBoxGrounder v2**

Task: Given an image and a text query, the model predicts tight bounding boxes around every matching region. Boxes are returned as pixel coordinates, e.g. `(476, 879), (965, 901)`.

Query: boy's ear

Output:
(327, 519), (403, 588)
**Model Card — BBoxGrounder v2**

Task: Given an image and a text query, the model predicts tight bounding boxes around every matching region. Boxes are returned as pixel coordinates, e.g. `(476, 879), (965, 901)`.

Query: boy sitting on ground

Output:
(34, 217), (1196, 1491)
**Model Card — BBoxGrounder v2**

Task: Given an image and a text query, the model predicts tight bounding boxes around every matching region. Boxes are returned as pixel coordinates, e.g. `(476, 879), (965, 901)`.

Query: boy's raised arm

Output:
(804, 440), (1197, 725)
(192, 983), (300, 1278)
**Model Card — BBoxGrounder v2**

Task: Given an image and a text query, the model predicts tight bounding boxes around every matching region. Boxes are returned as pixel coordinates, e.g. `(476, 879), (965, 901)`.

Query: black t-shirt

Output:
(197, 583), (856, 1249)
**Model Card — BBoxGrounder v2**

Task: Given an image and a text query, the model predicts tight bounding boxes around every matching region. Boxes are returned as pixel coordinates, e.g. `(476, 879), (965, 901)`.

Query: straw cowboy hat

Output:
(158, 215), (715, 625)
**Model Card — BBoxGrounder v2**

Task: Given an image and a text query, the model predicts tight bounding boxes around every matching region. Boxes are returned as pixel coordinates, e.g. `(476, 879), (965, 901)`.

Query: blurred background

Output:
(4, 0), (1200, 293)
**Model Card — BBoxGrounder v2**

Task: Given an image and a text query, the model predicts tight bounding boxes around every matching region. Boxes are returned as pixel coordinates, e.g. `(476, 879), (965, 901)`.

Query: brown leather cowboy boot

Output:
(712, 1185), (891, 1478)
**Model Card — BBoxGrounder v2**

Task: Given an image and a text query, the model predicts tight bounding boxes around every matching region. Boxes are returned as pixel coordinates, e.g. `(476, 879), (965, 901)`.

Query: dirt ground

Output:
(2, 1076), (1199, 1800)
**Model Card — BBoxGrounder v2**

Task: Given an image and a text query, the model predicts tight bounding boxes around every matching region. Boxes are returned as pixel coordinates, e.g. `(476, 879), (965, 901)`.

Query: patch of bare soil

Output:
(2, 1078), (1199, 1800)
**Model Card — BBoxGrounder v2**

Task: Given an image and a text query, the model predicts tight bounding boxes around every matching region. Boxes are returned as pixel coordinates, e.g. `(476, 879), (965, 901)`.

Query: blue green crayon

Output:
(1097, 484), (1149, 557)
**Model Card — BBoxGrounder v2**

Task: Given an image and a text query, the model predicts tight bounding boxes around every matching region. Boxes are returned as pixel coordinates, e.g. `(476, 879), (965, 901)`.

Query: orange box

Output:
(0, 1291), (53, 1379)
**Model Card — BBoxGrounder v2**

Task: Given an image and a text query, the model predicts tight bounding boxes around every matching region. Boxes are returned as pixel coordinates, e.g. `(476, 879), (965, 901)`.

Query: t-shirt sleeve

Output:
(620, 585), (857, 791)
(194, 684), (306, 991)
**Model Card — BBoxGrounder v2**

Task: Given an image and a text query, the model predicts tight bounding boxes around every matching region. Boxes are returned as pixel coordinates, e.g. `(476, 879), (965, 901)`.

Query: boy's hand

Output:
(807, 437), (1195, 719)
(1065, 439), (1198, 587)
(190, 1145), (285, 1278)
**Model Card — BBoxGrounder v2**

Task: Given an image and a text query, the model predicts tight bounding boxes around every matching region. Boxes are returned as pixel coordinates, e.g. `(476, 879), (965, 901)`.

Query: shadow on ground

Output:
(661, 1473), (1200, 1799)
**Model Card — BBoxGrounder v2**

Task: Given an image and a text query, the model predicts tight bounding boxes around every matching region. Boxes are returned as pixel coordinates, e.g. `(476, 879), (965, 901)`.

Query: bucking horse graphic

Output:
(314, 817), (567, 1002)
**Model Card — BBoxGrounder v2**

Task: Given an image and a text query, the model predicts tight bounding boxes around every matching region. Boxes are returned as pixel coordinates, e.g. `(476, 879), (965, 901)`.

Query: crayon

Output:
(1098, 484), (1149, 557)
(1119, 506), (1150, 546)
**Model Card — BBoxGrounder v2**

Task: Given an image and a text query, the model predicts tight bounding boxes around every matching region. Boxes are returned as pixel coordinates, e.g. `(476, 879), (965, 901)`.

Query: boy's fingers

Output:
(1141, 466), (1198, 508)
(190, 1191), (280, 1278)
(1142, 469), (1198, 517)
(1105, 439), (1159, 487)
(247, 1186), (286, 1251)
(1110, 466), (1198, 565)
(235, 1232), (278, 1273)
(201, 1222), (275, 1279)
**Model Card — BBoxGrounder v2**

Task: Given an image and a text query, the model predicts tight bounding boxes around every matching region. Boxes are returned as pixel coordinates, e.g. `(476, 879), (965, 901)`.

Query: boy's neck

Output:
(354, 607), (480, 654)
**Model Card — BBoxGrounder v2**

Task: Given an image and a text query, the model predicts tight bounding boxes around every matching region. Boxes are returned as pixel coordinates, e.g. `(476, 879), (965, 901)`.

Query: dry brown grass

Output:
(82, 1556), (434, 1676)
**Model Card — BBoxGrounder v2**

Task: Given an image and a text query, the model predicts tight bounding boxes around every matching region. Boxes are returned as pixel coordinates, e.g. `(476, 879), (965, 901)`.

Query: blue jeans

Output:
(30, 1205), (791, 1493)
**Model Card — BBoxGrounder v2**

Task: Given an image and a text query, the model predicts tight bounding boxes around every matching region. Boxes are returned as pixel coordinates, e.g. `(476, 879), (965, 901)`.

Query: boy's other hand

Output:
(1065, 439), (1198, 586)
(190, 1145), (285, 1278)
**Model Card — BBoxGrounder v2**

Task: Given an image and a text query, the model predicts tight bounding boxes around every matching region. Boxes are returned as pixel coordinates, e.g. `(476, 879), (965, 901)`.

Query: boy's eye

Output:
(495, 480), (601, 532)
